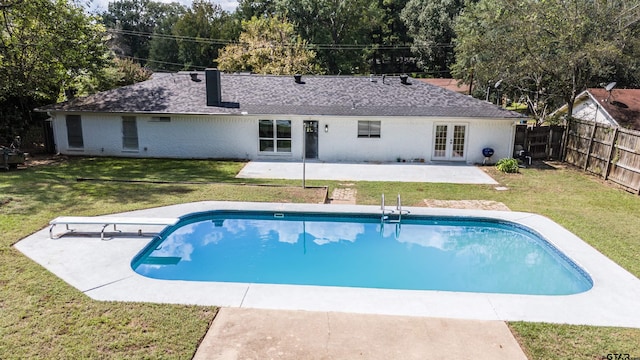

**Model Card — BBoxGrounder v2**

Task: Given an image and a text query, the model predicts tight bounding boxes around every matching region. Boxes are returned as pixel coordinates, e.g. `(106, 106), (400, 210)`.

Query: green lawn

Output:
(1, 157), (639, 359)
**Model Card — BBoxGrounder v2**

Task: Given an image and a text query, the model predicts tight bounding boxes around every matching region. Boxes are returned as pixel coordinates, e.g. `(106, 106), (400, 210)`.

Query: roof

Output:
(418, 78), (471, 94)
(38, 72), (522, 119)
(586, 88), (640, 130)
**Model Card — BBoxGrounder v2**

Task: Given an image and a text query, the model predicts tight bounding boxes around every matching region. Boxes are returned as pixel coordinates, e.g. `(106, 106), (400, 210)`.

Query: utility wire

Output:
(122, 55), (208, 70)
(124, 52), (455, 75)
(106, 27), (455, 50)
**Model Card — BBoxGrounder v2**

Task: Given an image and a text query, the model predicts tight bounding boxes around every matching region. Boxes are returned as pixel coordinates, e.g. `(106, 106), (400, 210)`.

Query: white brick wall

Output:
(51, 113), (515, 164)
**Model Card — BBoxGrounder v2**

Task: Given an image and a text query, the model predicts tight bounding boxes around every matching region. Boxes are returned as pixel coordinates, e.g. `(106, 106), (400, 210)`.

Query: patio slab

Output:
(193, 308), (528, 360)
(237, 161), (499, 184)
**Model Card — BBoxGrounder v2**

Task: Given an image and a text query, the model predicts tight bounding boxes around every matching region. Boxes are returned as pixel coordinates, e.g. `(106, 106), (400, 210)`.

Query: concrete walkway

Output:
(193, 308), (528, 360)
(237, 161), (498, 184)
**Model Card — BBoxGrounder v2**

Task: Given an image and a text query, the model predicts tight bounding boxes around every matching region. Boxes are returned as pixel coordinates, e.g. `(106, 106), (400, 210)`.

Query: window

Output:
(259, 120), (291, 152)
(66, 115), (84, 148)
(122, 116), (139, 150)
(357, 121), (381, 138)
(150, 116), (171, 122)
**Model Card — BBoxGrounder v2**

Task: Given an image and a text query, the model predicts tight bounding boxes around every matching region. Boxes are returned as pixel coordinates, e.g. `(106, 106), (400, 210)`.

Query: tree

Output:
(452, 0), (640, 122)
(401, 0), (466, 76)
(172, 0), (239, 69)
(72, 58), (153, 97)
(236, 0), (277, 20)
(147, 3), (188, 71)
(101, 0), (157, 64)
(0, 0), (108, 136)
(275, 0), (384, 74)
(217, 16), (320, 74)
(370, 0), (417, 74)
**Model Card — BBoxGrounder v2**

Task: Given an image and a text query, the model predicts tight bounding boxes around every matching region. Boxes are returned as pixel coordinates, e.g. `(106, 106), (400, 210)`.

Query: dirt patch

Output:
(423, 199), (510, 211)
(23, 154), (67, 168)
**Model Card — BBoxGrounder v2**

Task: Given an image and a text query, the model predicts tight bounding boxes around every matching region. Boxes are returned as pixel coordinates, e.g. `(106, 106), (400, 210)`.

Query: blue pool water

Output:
(132, 211), (593, 295)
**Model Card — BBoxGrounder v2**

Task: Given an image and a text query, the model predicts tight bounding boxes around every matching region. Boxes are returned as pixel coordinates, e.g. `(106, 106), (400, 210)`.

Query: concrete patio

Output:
(236, 160), (499, 184)
(193, 308), (528, 360)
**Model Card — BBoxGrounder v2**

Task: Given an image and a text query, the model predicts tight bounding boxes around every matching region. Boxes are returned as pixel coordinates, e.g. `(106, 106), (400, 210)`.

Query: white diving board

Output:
(49, 216), (180, 240)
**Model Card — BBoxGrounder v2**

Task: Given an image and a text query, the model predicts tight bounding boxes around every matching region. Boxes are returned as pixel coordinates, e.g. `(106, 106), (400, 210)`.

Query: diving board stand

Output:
(49, 216), (180, 240)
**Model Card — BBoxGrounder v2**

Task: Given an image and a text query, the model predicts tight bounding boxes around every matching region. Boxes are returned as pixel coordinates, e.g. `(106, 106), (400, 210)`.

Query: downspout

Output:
(47, 112), (59, 155)
(509, 118), (517, 161)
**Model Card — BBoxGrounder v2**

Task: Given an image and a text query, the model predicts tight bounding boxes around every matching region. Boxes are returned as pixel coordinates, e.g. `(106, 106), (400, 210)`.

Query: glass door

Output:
(304, 120), (318, 159)
(432, 124), (467, 161)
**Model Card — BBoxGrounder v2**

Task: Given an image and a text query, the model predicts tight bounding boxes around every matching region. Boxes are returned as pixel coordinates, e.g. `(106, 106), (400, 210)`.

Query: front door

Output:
(304, 120), (318, 159)
(432, 124), (467, 161)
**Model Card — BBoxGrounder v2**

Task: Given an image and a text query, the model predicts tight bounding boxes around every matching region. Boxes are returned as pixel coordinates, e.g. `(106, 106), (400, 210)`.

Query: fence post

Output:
(603, 127), (619, 180)
(546, 127), (552, 159)
(584, 121), (598, 171)
(560, 118), (570, 161)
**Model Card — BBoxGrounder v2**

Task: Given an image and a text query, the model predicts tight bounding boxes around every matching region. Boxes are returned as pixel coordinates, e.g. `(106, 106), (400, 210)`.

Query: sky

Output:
(84, 0), (239, 13)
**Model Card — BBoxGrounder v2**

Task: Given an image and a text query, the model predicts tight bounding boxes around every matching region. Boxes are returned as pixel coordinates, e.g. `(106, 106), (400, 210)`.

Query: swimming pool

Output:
(16, 201), (640, 327)
(132, 210), (593, 295)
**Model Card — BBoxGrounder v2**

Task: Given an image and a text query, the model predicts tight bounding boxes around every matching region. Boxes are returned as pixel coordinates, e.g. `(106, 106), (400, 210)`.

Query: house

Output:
(37, 70), (524, 164)
(418, 78), (471, 94)
(553, 88), (640, 131)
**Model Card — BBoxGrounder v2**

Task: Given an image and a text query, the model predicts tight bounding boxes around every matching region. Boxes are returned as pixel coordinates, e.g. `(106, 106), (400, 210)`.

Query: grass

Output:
(1, 156), (640, 358)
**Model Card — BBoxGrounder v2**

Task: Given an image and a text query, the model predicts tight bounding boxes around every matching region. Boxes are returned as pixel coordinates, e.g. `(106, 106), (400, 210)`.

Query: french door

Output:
(432, 124), (467, 161)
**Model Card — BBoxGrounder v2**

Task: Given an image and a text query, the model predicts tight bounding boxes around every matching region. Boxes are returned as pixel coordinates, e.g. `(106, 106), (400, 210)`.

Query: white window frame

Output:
(357, 120), (381, 138)
(65, 115), (84, 149)
(259, 119), (292, 153)
(122, 116), (139, 151)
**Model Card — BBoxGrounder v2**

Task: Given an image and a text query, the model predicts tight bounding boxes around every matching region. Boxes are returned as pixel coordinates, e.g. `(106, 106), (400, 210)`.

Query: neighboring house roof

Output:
(586, 88), (640, 130)
(418, 78), (470, 94)
(38, 72), (522, 118)
(554, 88), (640, 130)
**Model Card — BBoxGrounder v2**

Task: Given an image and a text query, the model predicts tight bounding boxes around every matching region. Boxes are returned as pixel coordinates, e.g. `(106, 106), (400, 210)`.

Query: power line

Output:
(122, 55), (208, 70)
(106, 27), (455, 50)
(109, 28), (234, 45)
(123, 53), (456, 76)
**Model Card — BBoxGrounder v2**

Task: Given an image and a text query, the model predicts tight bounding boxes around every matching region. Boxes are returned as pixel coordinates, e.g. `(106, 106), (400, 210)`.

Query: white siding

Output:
(317, 116), (515, 164)
(318, 117), (431, 162)
(572, 100), (617, 126)
(466, 119), (516, 163)
(51, 113), (516, 164)
(52, 113), (256, 159)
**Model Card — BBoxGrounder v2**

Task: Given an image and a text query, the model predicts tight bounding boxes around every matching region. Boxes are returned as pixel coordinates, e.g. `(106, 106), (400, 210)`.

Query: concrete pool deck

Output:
(14, 201), (640, 329)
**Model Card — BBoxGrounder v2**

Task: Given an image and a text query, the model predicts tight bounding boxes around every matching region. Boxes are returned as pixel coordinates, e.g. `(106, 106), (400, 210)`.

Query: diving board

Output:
(49, 216), (180, 240)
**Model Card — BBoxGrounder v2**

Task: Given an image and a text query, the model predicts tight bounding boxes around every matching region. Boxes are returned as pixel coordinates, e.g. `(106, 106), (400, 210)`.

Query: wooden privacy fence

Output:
(563, 118), (640, 195)
(514, 124), (564, 159)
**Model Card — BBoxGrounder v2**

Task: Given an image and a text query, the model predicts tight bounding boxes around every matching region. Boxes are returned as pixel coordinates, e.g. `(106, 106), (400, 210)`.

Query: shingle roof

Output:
(38, 72), (523, 118)
(588, 88), (640, 131)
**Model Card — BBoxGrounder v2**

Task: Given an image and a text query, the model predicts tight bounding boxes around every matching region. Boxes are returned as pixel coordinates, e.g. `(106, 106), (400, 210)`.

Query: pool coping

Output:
(14, 201), (640, 328)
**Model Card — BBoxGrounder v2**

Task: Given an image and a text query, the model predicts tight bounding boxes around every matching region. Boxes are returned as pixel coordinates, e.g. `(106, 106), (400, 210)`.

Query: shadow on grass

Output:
(52, 157), (249, 183)
(526, 160), (561, 170)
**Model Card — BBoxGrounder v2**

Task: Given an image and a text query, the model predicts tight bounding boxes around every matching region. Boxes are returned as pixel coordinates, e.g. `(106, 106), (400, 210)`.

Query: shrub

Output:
(496, 158), (520, 173)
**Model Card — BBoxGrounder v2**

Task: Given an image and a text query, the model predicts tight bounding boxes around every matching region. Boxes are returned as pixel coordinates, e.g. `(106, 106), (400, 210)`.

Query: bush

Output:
(496, 158), (520, 173)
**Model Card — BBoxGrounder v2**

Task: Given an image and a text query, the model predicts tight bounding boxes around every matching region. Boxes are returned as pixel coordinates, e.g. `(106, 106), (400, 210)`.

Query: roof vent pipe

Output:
(190, 73), (201, 82)
(400, 74), (410, 85)
(205, 68), (222, 106)
(294, 74), (304, 84)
